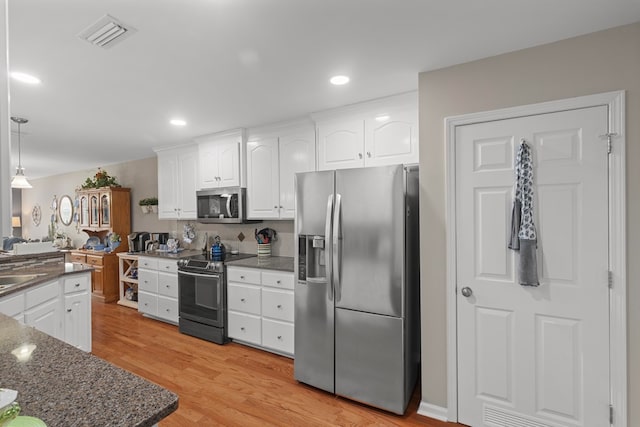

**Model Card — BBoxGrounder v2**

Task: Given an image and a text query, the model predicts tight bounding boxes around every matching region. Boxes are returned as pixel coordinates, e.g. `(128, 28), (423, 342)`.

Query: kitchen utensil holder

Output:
(257, 243), (271, 257)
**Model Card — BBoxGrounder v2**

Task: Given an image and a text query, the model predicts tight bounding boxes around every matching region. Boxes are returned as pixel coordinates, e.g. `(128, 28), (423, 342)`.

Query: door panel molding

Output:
(444, 91), (626, 425)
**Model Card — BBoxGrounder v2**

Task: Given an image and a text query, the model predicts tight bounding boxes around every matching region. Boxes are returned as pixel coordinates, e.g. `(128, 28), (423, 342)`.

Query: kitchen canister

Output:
(257, 243), (271, 257)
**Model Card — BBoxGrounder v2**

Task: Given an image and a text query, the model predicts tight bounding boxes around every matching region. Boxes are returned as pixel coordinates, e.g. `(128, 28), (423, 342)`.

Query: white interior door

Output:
(455, 106), (610, 427)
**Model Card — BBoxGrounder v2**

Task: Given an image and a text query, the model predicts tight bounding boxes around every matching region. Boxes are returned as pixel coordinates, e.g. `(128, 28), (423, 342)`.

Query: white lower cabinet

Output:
(137, 256), (179, 324)
(227, 266), (294, 357)
(63, 274), (91, 351)
(0, 272), (92, 352)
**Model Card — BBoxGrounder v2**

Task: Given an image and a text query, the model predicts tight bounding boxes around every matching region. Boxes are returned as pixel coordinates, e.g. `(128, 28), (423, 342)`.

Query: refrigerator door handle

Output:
(325, 194), (334, 301)
(332, 193), (342, 302)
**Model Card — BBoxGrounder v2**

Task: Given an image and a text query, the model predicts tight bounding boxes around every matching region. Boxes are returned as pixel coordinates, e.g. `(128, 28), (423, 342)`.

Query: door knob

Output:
(461, 287), (473, 297)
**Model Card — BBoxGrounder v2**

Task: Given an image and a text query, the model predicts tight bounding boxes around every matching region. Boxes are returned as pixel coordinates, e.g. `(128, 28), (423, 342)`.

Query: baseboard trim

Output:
(417, 401), (448, 422)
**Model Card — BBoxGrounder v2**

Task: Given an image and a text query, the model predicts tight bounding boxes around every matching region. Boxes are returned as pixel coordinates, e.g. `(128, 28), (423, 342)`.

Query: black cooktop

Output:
(178, 252), (256, 273)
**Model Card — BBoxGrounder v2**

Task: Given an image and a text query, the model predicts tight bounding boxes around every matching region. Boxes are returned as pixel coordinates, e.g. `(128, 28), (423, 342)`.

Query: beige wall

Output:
(418, 21), (640, 422)
(20, 156), (294, 256)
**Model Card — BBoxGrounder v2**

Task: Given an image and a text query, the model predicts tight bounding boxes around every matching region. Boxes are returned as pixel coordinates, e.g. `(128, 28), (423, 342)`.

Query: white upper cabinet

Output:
(317, 119), (364, 170)
(156, 144), (198, 220)
(196, 131), (243, 189)
(314, 92), (418, 170)
(246, 124), (315, 219)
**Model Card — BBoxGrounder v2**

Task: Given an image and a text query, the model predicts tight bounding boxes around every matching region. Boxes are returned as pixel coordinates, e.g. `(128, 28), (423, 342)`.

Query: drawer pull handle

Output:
(276, 280), (281, 284)
(277, 335), (282, 340)
(241, 327), (245, 331)
(75, 283), (80, 287)
(240, 275), (245, 279)
(277, 304), (282, 309)
(67, 308), (72, 312)
(166, 285), (170, 288)
(240, 298), (246, 302)
(166, 308), (170, 312)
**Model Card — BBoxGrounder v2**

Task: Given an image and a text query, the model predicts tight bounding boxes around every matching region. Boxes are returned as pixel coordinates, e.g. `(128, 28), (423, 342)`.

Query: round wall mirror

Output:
(59, 195), (74, 226)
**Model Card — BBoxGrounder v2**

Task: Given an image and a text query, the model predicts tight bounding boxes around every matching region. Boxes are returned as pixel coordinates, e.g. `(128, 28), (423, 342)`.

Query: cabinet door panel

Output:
(64, 292), (91, 351)
(157, 296), (178, 323)
(227, 283), (261, 315)
(158, 152), (179, 218)
(138, 269), (158, 292)
(228, 311), (261, 344)
(318, 119), (364, 170)
(218, 141), (240, 187)
(25, 299), (62, 340)
(365, 109), (418, 167)
(138, 291), (157, 316)
(279, 130), (316, 219)
(262, 318), (294, 355)
(246, 138), (279, 219)
(158, 272), (178, 298)
(178, 149), (198, 219)
(198, 142), (220, 189)
(262, 288), (294, 322)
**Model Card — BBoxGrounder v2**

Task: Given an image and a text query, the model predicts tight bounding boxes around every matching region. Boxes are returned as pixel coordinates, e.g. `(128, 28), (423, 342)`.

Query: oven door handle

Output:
(178, 270), (221, 279)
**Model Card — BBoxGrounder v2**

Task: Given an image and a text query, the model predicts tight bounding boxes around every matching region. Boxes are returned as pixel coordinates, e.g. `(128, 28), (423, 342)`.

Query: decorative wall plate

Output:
(32, 204), (41, 226)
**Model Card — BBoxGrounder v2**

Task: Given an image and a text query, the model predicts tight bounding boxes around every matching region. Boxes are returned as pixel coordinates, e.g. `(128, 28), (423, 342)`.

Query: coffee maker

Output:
(127, 232), (150, 253)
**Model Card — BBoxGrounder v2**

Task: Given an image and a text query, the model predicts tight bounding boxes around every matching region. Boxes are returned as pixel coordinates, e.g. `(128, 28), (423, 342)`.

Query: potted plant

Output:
(138, 197), (158, 213)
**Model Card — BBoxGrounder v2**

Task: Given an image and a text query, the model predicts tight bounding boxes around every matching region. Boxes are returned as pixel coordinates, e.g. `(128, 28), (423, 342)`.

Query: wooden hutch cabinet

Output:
(71, 187), (131, 303)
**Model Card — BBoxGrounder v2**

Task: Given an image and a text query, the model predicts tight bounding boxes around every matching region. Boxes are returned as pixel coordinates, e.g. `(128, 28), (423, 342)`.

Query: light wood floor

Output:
(92, 301), (463, 426)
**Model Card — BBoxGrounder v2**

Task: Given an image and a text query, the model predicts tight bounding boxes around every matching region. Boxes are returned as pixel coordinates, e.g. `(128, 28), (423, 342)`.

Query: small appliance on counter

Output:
(127, 232), (150, 253)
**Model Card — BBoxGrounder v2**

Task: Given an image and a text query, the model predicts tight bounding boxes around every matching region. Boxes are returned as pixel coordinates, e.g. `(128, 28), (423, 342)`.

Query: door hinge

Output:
(608, 270), (614, 289)
(609, 404), (614, 424)
(599, 132), (618, 154)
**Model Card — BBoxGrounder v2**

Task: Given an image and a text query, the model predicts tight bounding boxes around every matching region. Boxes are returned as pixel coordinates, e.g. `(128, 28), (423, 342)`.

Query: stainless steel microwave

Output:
(196, 187), (253, 224)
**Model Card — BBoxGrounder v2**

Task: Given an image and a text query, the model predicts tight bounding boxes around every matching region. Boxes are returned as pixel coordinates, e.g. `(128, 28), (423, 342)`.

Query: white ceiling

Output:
(8, 0), (640, 179)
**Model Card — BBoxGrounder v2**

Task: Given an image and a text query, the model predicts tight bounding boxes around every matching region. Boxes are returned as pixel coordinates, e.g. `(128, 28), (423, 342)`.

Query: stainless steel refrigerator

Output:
(294, 164), (420, 415)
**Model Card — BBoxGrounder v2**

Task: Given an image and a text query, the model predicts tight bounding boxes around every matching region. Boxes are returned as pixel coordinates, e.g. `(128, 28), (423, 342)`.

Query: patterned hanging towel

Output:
(508, 139), (539, 286)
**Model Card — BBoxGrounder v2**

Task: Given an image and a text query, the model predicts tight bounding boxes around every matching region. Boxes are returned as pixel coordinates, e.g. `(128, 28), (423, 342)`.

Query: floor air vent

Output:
(484, 405), (563, 427)
(77, 14), (136, 49)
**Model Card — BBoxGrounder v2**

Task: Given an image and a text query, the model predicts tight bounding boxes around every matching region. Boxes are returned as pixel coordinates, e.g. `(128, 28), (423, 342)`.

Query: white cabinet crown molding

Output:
(310, 90), (417, 123)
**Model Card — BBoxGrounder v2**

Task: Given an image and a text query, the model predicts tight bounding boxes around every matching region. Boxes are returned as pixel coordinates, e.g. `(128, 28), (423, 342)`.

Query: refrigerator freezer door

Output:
(335, 308), (408, 414)
(295, 170), (335, 236)
(294, 279), (335, 393)
(334, 165), (405, 317)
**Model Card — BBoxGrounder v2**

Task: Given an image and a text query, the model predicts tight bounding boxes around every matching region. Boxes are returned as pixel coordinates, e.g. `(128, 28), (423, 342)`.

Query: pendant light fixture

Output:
(10, 116), (32, 189)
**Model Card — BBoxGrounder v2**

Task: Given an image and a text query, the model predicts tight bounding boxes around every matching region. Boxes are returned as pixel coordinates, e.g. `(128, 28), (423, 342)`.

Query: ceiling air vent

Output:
(77, 14), (136, 49)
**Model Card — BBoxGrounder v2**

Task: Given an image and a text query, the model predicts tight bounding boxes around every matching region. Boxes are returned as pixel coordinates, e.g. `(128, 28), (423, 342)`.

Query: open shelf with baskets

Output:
(117, 253), (139, 309)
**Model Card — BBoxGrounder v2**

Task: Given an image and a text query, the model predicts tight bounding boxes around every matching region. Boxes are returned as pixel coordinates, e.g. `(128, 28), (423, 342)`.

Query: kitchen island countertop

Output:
(225, 255), (294, 272)
(0, 313), (178, 426)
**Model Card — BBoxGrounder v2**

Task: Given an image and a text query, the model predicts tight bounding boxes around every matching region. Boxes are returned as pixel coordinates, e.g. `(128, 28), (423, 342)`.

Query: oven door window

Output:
(179, 272), (223, 327)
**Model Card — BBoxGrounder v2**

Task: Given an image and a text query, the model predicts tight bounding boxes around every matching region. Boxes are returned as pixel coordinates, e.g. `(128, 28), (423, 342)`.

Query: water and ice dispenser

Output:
(298, 235), (327, 282)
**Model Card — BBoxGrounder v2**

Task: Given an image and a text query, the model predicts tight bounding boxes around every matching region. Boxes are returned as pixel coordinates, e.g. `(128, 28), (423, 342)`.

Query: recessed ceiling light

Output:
(330, 75), (350, 85)
(11, 72), (41, 85)
(170, 119), (186, 126)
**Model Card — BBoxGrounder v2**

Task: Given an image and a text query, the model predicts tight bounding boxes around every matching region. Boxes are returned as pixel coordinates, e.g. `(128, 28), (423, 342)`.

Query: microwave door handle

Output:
(332, 193), (341, 302)
(226, 196), (232, 218)
(325, 194), (333, 301)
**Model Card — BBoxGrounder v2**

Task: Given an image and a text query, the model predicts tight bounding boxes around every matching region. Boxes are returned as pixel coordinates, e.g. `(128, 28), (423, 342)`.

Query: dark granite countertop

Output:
(0, 314), (178, 426)
(0, 263), (93, 298)
(225, 255), (294, 272)
(126, 249), (202, 259)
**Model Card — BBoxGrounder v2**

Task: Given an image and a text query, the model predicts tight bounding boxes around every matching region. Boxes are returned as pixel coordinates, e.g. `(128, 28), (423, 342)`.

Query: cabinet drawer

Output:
(261, 288), (294, 322)
(86, 255), (103, 266)
(138, 257), (158, 270)
(138, 270), (158, 292)
(157, 272), (178, 298)
(156, 296), (178, 323)
(0, 292), (25, 319)
(138, 291), (157, 316)
(227, 283), (261, 315)
(69, 253), (86, 264)
(262, 318), (294, 355)
(25, 280), (59, 308)
(227, 267), (261, 285)
(262, 271), (294, 290)
(228, 311), (261, 345)
(157, 259), (178, 274)
(64, 274), (90, 294)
